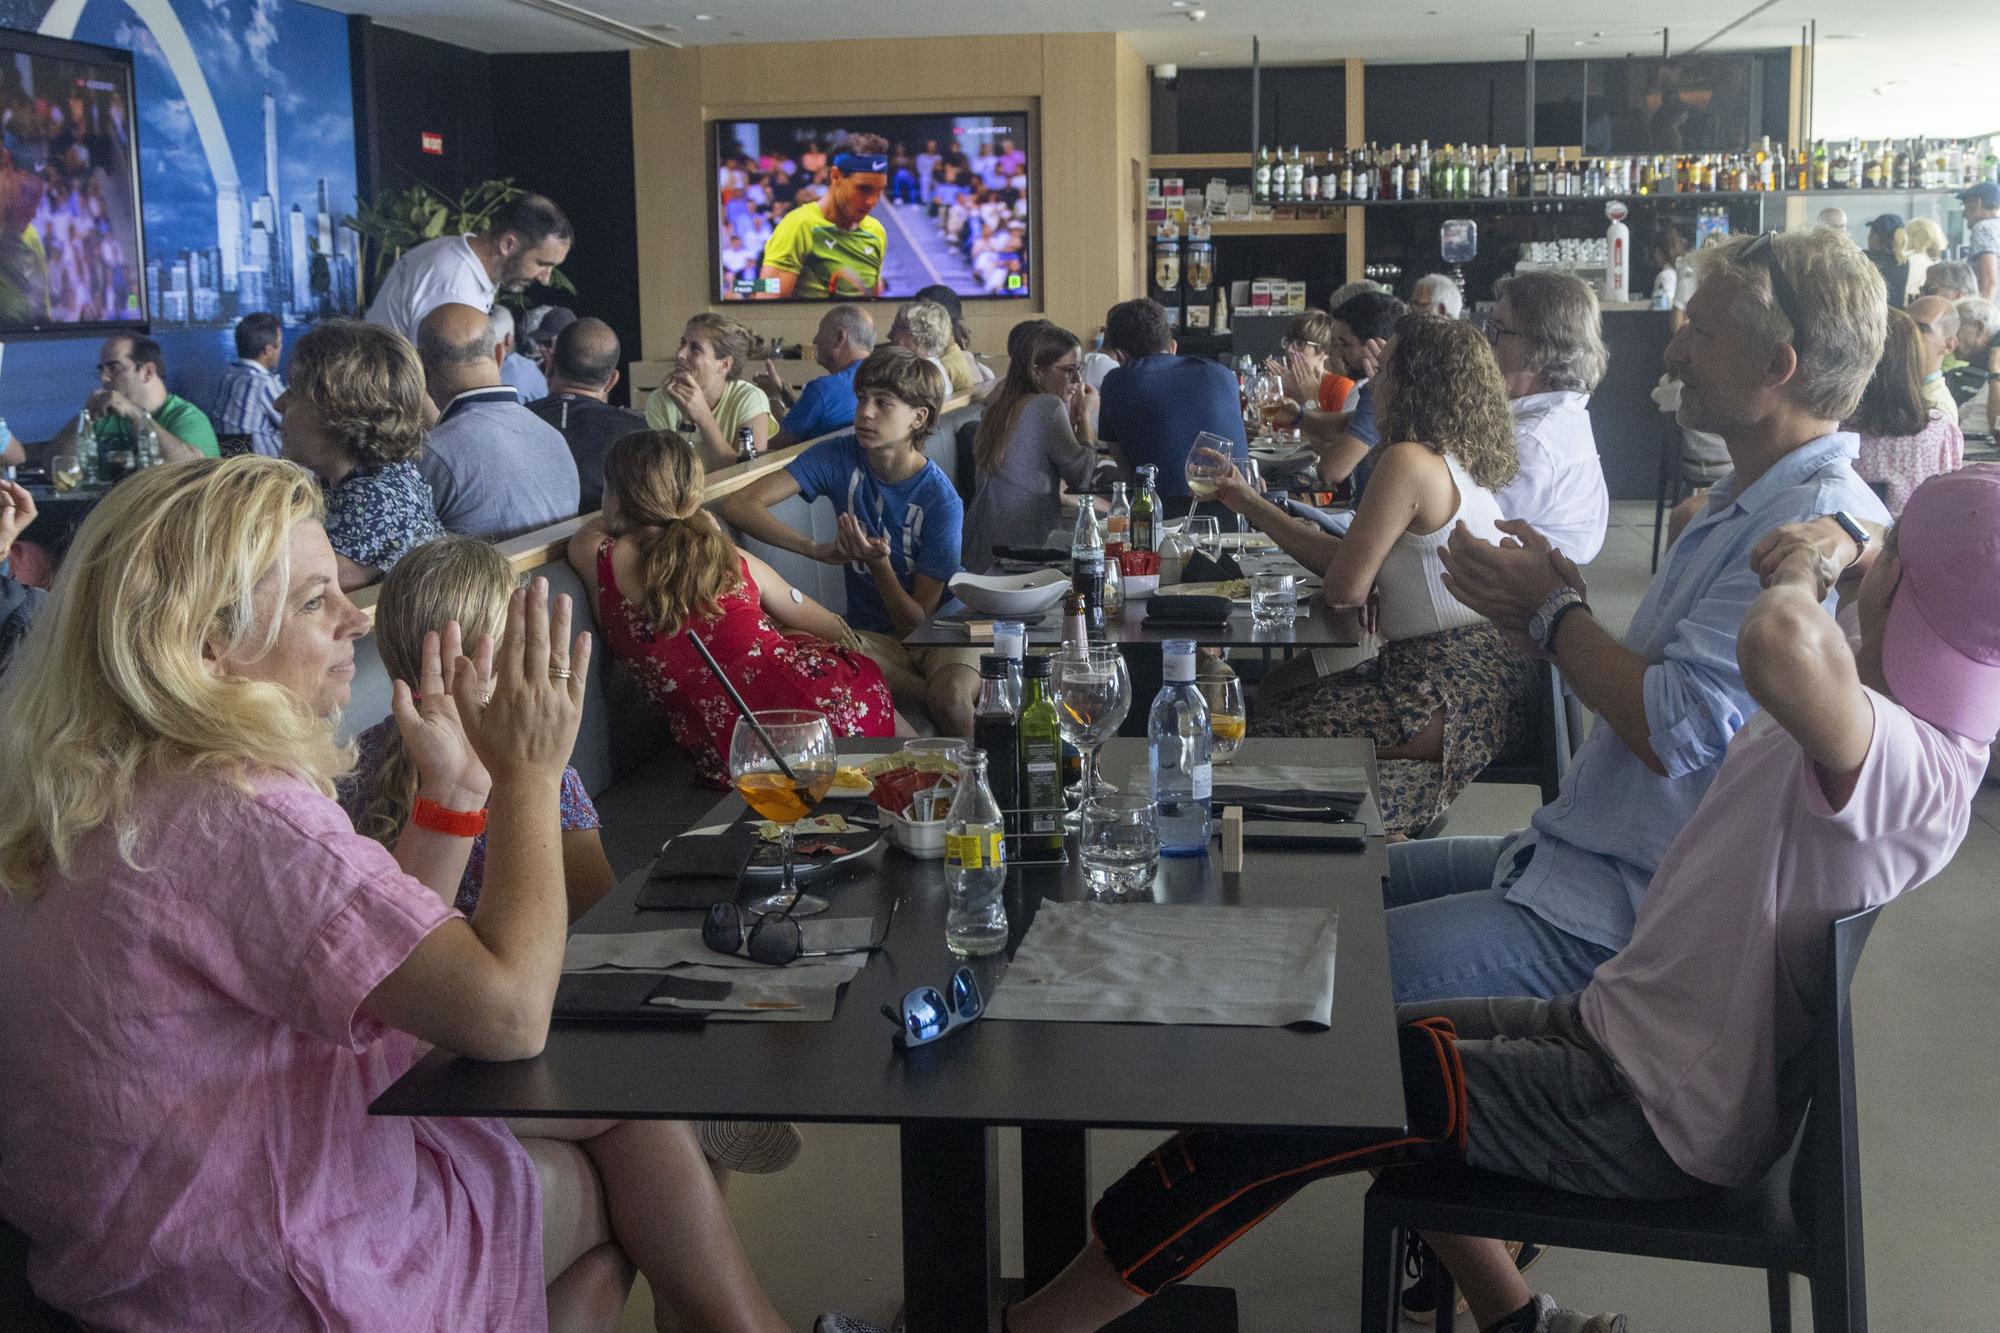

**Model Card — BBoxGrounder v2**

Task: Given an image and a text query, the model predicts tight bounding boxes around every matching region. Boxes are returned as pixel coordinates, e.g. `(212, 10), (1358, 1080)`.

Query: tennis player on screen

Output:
(756, 132), (890, 299)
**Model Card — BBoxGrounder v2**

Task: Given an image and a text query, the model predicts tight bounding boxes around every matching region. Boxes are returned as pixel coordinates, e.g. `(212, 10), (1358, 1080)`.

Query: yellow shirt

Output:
(760, 200), (888, 299)
(644, 378), (772, 440)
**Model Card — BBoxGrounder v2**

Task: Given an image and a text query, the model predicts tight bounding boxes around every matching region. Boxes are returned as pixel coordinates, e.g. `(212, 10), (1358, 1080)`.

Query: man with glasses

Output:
(52, 334), (219, 463)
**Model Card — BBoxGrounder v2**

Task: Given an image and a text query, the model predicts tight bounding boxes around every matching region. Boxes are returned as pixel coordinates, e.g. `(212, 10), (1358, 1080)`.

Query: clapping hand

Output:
(391, 619), (496, 813)
(0, 479), (36, 554)
(1437, 519), (1577, 635)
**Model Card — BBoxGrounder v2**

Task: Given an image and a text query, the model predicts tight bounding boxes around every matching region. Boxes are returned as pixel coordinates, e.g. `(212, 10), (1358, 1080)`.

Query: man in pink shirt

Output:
(1002, 466), (1999, 1333)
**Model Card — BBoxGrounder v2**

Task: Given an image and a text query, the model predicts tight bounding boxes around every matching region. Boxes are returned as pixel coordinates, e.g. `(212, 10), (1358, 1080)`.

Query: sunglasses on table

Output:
(702, 897), (896, 967)
(882, 966), (984, 1049)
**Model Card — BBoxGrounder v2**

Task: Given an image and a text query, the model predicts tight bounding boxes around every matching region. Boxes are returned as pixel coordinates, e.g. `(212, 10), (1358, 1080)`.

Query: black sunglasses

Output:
(702, 898), (896, 967)
(882, 967), (984, 1048)
(1739, 232), (1811, 356)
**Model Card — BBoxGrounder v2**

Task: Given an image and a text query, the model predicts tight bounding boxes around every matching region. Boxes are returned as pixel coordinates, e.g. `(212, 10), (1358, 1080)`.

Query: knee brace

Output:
(1091, 1017), (1469, 1297)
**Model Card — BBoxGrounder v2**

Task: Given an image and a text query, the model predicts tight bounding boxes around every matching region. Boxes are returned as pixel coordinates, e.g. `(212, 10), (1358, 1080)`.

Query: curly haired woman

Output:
(1218, 313), (1537, 834)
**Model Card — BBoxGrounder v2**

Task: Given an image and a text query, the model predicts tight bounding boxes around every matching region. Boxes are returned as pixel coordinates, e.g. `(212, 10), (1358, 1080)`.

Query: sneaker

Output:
(1527, 1292), (1628, 1333)
(814, 1316), (891, 1333)
(1400, 1237), (1545, 1323)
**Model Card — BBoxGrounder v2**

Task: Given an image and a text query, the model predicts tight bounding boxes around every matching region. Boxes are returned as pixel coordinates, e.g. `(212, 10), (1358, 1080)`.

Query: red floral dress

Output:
(596, 536), (894, 786)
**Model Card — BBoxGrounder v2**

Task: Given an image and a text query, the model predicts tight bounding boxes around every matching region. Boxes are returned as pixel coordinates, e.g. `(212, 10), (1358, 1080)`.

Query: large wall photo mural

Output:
(0, 0), (359, 439)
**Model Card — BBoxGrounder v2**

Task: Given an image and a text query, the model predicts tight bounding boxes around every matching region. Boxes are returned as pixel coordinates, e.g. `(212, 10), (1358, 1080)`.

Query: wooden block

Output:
(1220, 805), (1244, 873)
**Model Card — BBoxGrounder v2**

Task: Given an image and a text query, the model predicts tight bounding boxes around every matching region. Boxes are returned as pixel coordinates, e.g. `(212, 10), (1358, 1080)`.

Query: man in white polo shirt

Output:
(365, 193), (572, 343)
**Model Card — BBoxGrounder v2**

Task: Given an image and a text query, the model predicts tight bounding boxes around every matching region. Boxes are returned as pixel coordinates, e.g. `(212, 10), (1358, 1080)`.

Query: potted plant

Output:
(345, 177), (576, 308)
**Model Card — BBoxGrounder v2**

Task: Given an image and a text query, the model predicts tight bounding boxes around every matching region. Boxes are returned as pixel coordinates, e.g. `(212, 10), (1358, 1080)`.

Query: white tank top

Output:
(1373, 454), (1507, 643)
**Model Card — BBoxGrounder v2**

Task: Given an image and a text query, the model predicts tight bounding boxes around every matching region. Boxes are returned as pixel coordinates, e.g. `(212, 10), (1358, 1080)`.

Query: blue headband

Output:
(834, 152), (888, 175)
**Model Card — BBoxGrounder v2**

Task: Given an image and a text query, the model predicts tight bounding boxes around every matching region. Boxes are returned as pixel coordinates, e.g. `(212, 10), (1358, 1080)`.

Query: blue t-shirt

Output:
(1347, 379), (1381, 502)
(781, 362), (860, 440)
(1097, 353), (1248, 496)
(786, 433), (964, 634)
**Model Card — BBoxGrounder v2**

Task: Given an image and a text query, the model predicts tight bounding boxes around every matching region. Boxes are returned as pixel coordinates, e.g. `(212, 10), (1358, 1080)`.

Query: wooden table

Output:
(373, 738), (1402, 1331)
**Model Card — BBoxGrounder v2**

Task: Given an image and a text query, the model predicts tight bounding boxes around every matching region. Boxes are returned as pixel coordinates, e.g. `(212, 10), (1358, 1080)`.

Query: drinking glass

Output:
(1250, 369), (1289, 435)
(1184, 433), (1233, 499)
(1052, 644), (1130, 826)
(1251, 572), (1298, 628)
(49, 453), (81, 493)
(728, 709), (838, 916)
(1202, 674), (1248, 766)
(1080, 794), (1159, 900)
(1183, 515), (1221, 563)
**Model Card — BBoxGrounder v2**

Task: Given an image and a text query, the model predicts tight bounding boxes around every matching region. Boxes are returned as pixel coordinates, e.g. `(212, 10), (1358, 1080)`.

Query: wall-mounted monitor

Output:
(0, 29), (146, 337)
(712, 111), (1033, 304)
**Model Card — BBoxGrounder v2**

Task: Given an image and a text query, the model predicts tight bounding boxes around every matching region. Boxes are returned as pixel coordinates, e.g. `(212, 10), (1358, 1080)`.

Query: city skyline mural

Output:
(0, 0), (361, 440)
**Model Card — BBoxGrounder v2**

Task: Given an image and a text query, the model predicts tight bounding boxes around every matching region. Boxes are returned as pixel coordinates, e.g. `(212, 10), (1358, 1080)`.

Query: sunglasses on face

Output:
(882, 966), (983, 1048)
(702, 898), (895, 967)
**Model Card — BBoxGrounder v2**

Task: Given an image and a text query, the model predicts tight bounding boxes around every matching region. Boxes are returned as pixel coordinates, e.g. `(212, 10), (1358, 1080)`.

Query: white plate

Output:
(949, 568), (1072, 616)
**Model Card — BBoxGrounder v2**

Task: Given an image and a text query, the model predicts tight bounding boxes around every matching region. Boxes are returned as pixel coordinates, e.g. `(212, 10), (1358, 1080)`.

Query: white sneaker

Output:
(1531, 1292), (1629, 1333)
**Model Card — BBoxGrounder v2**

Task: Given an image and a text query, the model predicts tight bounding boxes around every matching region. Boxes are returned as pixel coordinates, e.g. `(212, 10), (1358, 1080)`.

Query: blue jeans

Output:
(1384, 835), (1615, 1004)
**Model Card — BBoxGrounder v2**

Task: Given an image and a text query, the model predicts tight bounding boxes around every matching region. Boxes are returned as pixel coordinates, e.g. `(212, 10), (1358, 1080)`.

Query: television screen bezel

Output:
(0, 28), (150, 340)
(708, 108), (1037, 306)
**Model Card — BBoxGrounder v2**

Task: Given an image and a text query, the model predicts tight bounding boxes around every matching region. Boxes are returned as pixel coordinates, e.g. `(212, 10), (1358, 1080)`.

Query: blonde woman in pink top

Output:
(1850, 307), (1965, 516)
(0, 458), (801, 1332)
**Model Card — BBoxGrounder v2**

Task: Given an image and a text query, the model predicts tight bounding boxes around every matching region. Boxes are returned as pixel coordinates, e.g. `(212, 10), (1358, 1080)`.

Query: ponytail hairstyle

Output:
(354, 536), (516, 849)
(599, 429), (743, 633)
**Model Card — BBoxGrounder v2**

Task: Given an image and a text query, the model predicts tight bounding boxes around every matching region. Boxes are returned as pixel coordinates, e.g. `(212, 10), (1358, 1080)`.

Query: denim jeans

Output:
(1384, 835), (1616, 1004)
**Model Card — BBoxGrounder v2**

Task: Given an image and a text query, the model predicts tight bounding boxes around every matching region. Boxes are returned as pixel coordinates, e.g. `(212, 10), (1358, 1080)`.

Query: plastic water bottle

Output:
(944, 749), (1009, 956)
(1148, 640), (1213, 856)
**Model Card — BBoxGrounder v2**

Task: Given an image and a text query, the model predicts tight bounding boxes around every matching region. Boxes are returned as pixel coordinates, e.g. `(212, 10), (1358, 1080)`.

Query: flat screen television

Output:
(713, 112), (1033, 304)
(0, 29), (146, 337)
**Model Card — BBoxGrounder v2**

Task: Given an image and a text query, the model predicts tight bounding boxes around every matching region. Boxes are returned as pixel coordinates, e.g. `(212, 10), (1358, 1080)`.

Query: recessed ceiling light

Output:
(1170, 1), (1190, 7)
(1197, 49), (1211, 56)
(694, 12), (713, 18)
(1572, 39), (1590, 46)
(1825, 31), (1865, 39)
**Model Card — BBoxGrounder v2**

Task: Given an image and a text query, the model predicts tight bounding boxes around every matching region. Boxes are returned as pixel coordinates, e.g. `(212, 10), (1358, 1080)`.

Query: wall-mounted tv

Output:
(0, 30), (146, 337)
(713, 112), (1033, 304)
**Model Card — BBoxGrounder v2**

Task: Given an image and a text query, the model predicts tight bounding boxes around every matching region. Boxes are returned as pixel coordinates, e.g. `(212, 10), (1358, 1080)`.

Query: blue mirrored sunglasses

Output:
(882, 967), (983, 1048)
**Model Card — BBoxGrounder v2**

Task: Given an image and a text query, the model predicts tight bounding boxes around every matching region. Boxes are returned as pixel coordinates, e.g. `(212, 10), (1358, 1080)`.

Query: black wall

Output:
(348, 21), (641, 394)
(1153, 65), (1348, 154)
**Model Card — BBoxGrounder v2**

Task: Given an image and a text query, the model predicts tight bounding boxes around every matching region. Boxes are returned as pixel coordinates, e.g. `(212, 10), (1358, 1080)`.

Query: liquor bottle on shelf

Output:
(1252, 145), (1273, 204)
(1380, 143), (1400, 201)
(1285, 145), (1306, 203)
(1831, 141), (1853, 189)
(1812, 139), (1830, 190)
(1493, 146), (1512, 198)
(1338, 148), (1356, 202)
(1351, 143), (1374, 201)
(1454, 144), (1472, 199)
(1893, 140), (1912, 191)
(1863, 143), (1884, 190)
(1302, 155), (1321, 201)
(1531, 152), (1552, 197)
(1322, 149), (1343, 202)
(1405, 144), (1424, 201)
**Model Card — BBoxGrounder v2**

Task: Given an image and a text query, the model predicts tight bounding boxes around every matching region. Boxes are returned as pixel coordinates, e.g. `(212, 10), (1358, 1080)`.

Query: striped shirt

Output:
(210, 358), (285, 457)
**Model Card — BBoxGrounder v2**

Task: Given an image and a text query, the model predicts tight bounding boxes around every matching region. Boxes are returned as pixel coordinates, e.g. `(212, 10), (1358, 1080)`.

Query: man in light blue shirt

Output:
(210, 312), (285, 456)
(1387, 227), (1892, 1004)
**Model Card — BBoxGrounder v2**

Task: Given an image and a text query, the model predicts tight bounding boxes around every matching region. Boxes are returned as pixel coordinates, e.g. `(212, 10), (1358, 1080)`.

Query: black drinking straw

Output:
(687, 631), (798, 781)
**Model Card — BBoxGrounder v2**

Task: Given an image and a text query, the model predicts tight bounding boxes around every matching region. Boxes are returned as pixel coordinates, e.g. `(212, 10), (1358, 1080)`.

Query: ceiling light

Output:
(694, 12), (713, 18)
(1825, 31), (1865, 39)
(504, 0), (680, 45)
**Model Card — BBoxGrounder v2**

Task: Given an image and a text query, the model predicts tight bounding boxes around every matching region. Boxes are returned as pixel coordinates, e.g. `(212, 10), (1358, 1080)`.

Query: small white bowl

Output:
(949, 568), (1071, 616)
(1121, 573), (1160, 600)
(886, 810), (948, 859)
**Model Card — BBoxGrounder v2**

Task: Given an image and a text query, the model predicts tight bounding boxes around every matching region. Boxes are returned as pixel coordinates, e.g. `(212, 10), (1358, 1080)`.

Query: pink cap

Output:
(1881, 464), (2000, 742)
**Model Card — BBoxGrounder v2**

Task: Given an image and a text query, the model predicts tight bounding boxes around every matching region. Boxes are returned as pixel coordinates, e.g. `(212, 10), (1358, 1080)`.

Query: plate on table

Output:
(1162, 579), (1252, 601)
(949, 568), (1071, 616)
(1250, 440), (1316, 467)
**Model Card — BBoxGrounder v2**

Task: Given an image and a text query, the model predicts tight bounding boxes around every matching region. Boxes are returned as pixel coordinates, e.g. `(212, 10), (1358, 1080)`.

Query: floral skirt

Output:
(1250, 623), (1537, 836)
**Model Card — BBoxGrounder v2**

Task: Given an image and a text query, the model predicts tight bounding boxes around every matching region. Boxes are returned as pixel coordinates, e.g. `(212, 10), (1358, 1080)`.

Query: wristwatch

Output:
(1527, 586), (1590, 654)
(1830, 510), (1871, 565)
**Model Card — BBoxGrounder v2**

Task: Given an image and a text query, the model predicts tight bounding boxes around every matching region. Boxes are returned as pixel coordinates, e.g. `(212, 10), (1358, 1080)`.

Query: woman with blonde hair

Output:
(961, 321), (1099, 571)
(1216, 314), (1537, 834)
(644, 311), (772, 470)
(890, 298), (955, 389)
(569, 429), (898, 786)
(1905, 216), (1946, 301)
(0, 456), (815, 1332)
(339, 534), (614, 922)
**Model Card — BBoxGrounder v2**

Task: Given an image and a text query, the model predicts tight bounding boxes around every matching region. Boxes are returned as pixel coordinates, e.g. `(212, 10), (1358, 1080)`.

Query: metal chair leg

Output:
(1357, 1212), (1400, 1333)
(1434, 1260), (1457, 1333)
(1766, 1268), (1793, 1333)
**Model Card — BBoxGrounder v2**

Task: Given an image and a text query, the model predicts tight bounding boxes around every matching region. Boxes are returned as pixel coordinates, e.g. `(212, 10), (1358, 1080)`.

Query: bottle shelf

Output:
(1208, 217), (1347, 237)
(1149, 153), (1252, 170)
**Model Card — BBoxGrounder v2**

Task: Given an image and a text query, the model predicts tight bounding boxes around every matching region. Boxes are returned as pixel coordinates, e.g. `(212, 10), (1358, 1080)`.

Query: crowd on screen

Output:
(1, 177), (1997, 1333)
(0, 77), (138, 326)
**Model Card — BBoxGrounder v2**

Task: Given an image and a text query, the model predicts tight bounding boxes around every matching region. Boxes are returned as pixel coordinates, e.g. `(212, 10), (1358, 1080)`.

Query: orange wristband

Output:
(411, 797), (488, 838)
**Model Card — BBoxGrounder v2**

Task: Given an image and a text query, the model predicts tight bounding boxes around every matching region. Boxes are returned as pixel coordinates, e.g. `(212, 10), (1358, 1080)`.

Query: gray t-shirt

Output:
(416, 390), (581, 539)
(961, 393), (1098, 572)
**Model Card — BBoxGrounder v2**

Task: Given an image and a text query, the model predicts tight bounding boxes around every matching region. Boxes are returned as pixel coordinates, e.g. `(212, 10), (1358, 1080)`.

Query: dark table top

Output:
(373, 738), (1405, 1138)
(906, 592), (1364, 652)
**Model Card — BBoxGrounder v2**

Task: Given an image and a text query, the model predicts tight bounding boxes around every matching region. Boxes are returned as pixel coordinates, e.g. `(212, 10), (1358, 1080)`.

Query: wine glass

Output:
(1249, 368), (1288, 436)
(728, 709), (838, 917)
(1201, 674), (1247, 766)
(1052, 644), (1131, 826)
(49, 453), (81, 493)
(1184, 433), (1233, 500)
(1183, 515), (1221, 563)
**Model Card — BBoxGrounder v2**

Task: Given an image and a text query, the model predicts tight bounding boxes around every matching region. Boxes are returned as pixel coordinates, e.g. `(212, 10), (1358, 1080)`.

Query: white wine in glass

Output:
(1185, 433), (1233, 499)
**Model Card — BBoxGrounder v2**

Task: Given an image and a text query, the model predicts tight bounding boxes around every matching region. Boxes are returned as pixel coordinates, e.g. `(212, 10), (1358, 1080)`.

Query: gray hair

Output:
(1492, 270), (1607, 393)
(1328, 279), (1387, 309)
(1815, 207), (1849, 230)
(1411, 273), (1464, 319)
(825, 303), (878, 352)
(1697, 229), (1887, 422)
(1956, 296), (1997, 347)
(1928, 260), (1978, 296)
(485, 304), (515, 342)
(896, 300), (952, 359)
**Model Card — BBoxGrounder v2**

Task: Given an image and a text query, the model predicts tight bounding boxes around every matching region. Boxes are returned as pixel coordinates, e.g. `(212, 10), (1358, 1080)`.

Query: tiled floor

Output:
(620, 502), (2000, 1331)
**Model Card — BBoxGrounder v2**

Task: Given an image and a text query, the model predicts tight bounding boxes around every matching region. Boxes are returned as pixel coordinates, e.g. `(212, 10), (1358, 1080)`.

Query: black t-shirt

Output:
(525, 394), (647, 512)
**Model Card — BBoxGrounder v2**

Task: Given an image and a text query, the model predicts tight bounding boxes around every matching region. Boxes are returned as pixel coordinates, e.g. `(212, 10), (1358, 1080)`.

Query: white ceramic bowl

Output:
(1121, 573), (1160, 600)
(886, 810), (948, 859)
(948, 568), (1071, 616)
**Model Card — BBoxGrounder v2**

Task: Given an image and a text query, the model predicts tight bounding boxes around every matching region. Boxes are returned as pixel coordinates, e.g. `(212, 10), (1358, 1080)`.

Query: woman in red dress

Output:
(568, 430), (902, 785)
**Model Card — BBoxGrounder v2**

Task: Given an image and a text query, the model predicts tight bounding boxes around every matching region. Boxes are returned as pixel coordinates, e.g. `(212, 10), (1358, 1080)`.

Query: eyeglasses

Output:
(1739, 232), (1812, 356)
(882, 966), (983, 1048)
(1281, 337), (1324, 352)
(702, 898), (895, 967)
(1485, 321), (1520, 343)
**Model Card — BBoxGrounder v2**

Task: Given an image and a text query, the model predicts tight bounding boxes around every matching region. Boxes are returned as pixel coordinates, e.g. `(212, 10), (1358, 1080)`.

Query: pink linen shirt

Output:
(1582, 690), (1986, 1186)
(0, 775), (547, 1331)
(1855, 409), (1964, 517)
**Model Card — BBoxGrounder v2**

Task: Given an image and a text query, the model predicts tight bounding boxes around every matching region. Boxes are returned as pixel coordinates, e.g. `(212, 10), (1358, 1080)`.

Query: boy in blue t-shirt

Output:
(720, 345), (981, 736)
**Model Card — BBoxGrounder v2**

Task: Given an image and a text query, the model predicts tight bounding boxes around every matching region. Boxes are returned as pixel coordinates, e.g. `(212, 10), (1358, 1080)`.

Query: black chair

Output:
(1356, 904), (1884, 1333)
(0, 1220), (81, 1332)
(1471, 660), (1580, 806)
